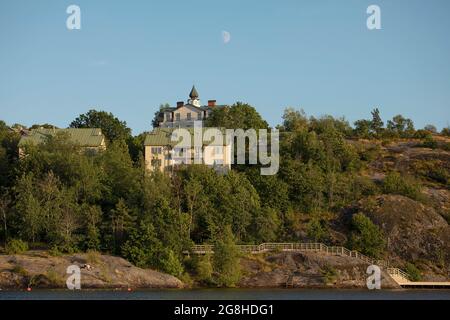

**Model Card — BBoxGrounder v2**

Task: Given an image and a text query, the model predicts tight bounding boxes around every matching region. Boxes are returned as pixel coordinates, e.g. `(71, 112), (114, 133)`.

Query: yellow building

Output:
(144, 128), (232, 173)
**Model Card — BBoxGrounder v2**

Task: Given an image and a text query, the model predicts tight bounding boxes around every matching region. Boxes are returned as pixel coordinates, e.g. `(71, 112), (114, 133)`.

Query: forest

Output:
(1, 105), (449, 286)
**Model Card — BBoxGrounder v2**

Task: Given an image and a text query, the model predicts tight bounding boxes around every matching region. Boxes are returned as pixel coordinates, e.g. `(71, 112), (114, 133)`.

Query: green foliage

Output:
(5, 239), (28, 254)
(421, 135), (438, 149)
(306, 217), (328, 242)
(251, 207), (281, 243)
(404, 262), (422, 281)
(205, 102), (269, 130)
(441, 127), (450, 137)
(370, 108), (384, 136)
(70, 109), (131, 142)
(212, 225), (241, 287)
(386, 114), (415, 138)
(321, 265), (338, 284)
(383, 171), (422, 201)
(353, 119), (372, 139)
(349, 213), (385, 258)
(280, 108), (308, 132)
(195, 254), (213, 283)
(121, 220), (184, 277)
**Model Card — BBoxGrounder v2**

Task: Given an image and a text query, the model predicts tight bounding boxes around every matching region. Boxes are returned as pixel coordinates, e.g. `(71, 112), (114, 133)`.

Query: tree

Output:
(212, 225), (241, 287)
(14, 173), (42, 243)
(281, 107), (308, 132)
(348, 213), (385, 258)
(0, 192), (11, 246)
(121, 219), (184, 276)
(353, 119), (372, 139)
(387, 115), (415, 137)
(110, 198), (134, 252)
(441, 126), (450, 137)
(251, 207), (280, 242)
(84, 205), (102, 251)
(30, 123), (58, 130)
(185, 178), (203, 238)
(152, 103), (171, 128)
(424, 124), (437, 133)
(205, 102), (269, 130)
(70, 109), (131, 142)
(370, 108), (384, 136)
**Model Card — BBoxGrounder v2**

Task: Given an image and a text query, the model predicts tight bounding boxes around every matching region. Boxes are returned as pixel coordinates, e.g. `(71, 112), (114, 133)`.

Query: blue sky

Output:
(0, 0), (449, 134)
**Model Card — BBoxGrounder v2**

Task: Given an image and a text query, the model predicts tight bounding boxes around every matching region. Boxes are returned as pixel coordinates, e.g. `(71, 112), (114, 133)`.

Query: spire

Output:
(189, 85), (199, 99)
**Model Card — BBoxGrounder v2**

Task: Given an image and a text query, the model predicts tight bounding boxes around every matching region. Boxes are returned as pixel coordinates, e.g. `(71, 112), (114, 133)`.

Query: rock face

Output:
(0, 251), (183, 289)
(356, 195), (450, 280)
(238, 252), (399, 289)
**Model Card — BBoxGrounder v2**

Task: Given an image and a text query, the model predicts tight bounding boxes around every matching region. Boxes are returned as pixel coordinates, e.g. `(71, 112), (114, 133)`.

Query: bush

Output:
(404, 263), (421, 281)
(306, 218), (328, 242)
(321, 265), (338, 284)
(421, 135), (438, 149)
(5, 239), (29, 254)
(195, 254), (213, 284)
(441, 127), (450, 137)
(348, 213), (385, 258)
(383, 171), (422, 201)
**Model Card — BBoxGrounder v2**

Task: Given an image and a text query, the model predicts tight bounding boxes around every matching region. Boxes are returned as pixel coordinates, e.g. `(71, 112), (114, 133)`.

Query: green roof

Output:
(144, 128), (229, 147)
(18, 128), (105, 147)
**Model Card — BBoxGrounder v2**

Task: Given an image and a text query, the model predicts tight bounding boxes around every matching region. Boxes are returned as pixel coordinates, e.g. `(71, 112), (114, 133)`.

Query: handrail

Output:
(189, 242), (409, 281)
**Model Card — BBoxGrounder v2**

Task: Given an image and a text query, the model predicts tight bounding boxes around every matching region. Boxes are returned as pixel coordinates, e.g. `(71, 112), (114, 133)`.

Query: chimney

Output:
(176, 101), (184, 108)
(208, 100), (216, 107)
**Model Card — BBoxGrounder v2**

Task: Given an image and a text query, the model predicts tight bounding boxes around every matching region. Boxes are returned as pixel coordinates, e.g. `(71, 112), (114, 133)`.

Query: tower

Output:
(188, 85), (201, 107)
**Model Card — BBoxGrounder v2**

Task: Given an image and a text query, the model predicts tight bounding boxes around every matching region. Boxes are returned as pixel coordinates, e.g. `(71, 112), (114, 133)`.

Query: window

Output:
(174, 148), (184, 157)
(197, 113), (202, 120)
(151, 147), (162, 154)
(187, 113), (191, 120)
(176, 113), (180, 121)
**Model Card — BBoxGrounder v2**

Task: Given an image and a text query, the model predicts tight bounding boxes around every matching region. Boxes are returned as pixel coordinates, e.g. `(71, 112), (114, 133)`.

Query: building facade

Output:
(156, 86), (226, 128)
(144, 127), (232, 173)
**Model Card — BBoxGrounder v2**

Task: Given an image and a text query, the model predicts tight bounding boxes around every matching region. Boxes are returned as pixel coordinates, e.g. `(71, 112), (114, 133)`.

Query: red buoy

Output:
(127, 287), (132, 292)
(26, 287), (32, 292)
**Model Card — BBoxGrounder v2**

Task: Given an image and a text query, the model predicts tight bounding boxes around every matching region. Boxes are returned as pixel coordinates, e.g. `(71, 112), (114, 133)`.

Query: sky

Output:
(0, 0), (449, 134)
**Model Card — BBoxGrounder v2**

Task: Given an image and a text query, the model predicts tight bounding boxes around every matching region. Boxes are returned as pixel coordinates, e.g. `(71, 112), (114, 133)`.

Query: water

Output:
(1, 289), (450, 300)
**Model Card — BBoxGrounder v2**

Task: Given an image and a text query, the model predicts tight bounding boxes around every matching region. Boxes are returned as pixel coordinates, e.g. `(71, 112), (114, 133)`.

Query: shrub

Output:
(414, 130), (430, 139)
(441, 127), (450, 137)
(306, 218), (328, 242)
(348, 213), (385, 258)
(383, 171), (422, 201)
(421, 135), (438, 149)
(404, 263), (422, 281)
(195, 254), (213, 283)
(5, 239), (29, 254)
(11, 265), (28, 276)
(321, 265), (338, 284)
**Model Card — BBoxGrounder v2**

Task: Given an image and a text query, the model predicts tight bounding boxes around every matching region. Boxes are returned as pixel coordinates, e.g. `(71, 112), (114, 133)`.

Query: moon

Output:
(222, 31), (231, 44)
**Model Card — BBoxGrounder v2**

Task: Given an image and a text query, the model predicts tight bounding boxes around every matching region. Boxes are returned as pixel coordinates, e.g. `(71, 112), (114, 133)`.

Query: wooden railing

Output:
(189, 242), (410, 282)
